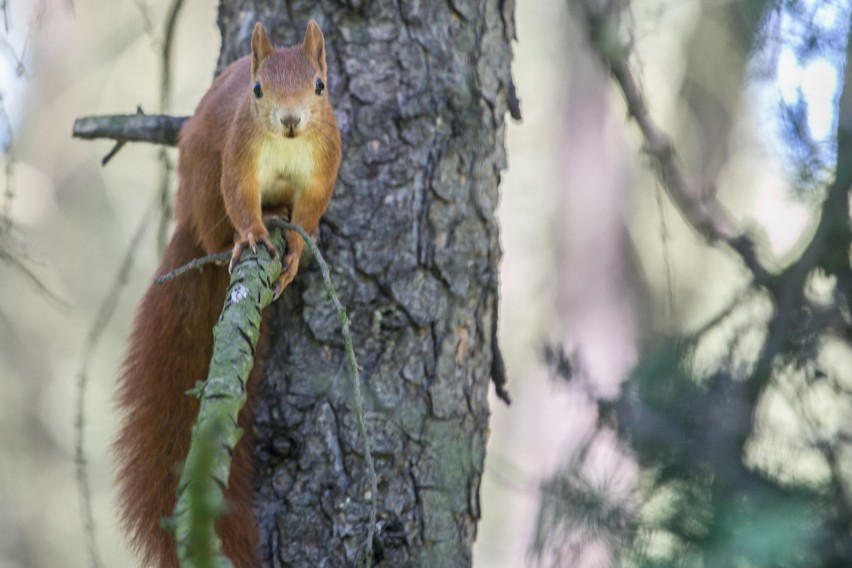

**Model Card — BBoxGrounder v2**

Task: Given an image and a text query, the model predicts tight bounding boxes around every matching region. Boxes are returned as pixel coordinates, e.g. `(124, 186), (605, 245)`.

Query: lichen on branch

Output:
(168, 221), (378, 567)
(170, 227), (284, 568)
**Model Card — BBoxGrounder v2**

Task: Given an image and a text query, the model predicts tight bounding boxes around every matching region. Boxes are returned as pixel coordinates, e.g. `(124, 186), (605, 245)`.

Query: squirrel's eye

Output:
(315, 79), (325, 96)
(252, 81), (263, 99)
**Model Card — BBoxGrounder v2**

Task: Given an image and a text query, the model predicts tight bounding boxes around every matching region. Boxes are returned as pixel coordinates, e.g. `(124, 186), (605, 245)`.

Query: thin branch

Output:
(159, 0), (183, 114)
(576, 1), (775, 289)
(74, 0), (186, 167)
(654, 183), (674, 325)
(75, 196), (158, 568)
(0, 247), (70, 309)
(72, 113), (188, 147)
(268, 218), (379, 563)
(100, 141), (126, 166)
(153, 252), (229, 284)
(98, 107), (142, 165)
(156, 0), (185, 254)
(688, 287), (759, 344)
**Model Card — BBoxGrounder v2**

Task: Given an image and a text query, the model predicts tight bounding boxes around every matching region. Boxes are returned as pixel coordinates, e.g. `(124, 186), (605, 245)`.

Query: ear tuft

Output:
(302, 20), (327, 76)
(251, 22), (274, 75)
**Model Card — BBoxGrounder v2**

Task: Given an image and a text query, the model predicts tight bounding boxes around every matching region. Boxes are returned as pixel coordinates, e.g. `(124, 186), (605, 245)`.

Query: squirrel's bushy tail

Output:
(114, 223), (258, 568)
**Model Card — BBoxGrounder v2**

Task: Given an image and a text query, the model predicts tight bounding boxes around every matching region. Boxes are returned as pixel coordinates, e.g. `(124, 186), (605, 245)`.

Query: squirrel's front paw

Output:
(272, 251), (299, 299)
(229, 230), (278, 273)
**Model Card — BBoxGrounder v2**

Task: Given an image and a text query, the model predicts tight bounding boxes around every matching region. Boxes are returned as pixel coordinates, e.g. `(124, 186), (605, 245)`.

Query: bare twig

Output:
(266, 218), (379, 563)
(156, 0), (185, 254)
(576, 1), (775, 289)
(75, 197), (158, 568)
(97, 107), (143, 165)
(72, 113), (188, 147)
(153, 251), (229, 284)
(159, 0), (183, 114)
(100, 141), (126, 166)
(654, 184), (674, 324)
(688, 287), (759, 344)
(0, 248), (69, 308)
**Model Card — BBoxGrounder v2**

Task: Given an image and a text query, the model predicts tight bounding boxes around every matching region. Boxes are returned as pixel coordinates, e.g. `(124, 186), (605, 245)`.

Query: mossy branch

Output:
(171, 228), (284, 568)
(170, 221), (378, 567)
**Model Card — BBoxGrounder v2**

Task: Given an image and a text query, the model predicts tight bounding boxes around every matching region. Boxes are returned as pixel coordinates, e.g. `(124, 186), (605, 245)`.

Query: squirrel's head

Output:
(249, 21), (331, 139)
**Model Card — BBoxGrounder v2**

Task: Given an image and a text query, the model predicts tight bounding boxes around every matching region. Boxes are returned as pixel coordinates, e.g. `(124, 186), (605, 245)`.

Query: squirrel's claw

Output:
(256, 234), (278, 258)
(229, 232), (279, 273)
(228, 243), (244, 274)
(272, 279), (285, 301)
(271, 251), (299, 300)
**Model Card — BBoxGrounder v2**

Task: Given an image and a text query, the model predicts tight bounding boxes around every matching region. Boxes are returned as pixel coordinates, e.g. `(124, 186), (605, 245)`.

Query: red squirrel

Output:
(114, 21), (341, 568)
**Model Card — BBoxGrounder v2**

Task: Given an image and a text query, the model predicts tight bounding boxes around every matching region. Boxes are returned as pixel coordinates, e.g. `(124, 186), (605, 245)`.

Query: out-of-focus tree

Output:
(533, 1), (852, 566)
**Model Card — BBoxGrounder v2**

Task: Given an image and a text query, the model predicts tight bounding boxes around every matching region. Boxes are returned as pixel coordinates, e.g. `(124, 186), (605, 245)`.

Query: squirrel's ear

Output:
(251, 22), (274, 75)
(302, 20), (327, 76)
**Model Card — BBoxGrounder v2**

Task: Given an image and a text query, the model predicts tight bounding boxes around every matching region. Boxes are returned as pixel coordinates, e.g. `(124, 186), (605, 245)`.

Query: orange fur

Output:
(114, 21), (341, 567)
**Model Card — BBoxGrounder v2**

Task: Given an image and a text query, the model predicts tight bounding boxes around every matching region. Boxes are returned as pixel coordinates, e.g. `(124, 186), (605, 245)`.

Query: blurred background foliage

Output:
(527, 1), (852, 567)
(1, 0), (851, 567)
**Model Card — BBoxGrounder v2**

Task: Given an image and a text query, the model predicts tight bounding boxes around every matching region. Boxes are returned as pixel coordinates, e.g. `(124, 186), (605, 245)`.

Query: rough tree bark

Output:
(213, 1), (515, 566)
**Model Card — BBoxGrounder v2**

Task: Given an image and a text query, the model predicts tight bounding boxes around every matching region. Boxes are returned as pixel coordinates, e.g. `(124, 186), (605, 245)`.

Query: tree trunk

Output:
(214, 1), (515, 565)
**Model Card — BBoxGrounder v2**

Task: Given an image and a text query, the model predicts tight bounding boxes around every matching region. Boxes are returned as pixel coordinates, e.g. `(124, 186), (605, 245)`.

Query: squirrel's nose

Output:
(280, 115), (300, 129)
